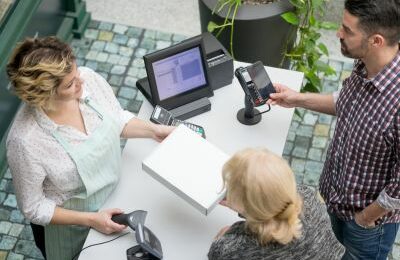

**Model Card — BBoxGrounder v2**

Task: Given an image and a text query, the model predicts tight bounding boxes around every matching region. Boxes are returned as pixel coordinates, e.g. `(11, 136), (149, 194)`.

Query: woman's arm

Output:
(121, 117), (174, 142)
(51, 207), (126, 234)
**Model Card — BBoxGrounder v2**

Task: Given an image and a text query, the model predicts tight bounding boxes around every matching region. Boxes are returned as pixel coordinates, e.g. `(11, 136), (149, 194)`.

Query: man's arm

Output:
(267, 83), (336, 116)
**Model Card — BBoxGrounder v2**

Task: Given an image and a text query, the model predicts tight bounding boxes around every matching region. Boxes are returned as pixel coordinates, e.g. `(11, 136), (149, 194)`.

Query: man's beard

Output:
(340, 39), (366, 59)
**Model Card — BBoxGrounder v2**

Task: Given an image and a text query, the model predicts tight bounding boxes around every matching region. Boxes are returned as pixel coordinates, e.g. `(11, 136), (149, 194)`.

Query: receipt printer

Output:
(202, 32), (234, 90)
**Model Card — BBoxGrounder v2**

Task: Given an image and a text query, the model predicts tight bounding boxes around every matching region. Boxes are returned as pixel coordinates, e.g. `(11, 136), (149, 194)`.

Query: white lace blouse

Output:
(6, 67), (135, 225)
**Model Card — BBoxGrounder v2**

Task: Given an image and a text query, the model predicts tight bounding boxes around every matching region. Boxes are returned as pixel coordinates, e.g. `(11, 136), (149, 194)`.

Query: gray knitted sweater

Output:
(208, 185), (345, 260)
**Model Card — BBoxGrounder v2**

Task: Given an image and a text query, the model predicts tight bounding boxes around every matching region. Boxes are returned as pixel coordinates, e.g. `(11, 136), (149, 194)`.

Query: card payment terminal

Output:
(150, 105), (206, 138)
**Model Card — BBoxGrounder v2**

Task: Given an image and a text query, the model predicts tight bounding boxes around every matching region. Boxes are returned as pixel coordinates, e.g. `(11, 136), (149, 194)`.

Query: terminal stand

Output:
(237, 95), (262, 125)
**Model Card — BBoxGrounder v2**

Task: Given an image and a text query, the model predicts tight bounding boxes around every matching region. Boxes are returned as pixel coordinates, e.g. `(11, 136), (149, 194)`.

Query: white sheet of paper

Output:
(142, 125), (229, 215)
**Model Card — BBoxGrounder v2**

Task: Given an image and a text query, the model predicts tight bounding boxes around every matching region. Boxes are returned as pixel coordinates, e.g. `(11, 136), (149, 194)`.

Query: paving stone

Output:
(85, 50), (98, 60)
(8, 224), (24, 237)
(19, 226), (33, 241)
(292, 147), (308, 159)
(294, 172), (304, 185)
(132, 58), (145, 68)
(127, 67), (140, 77)
(144, 29), (156, 39)
(135, 92), (144, 102)
(0, 180), (6, 191)
(76, 59), (85, 67)
(156, 40), (171, 50)
(98, 21), (113, 31)
(289, 121), (299, 131)
(14, 240), (42, 258)
(104, 42), (119, 54)
(291, 158), (306, 173)
(305, 161), (324, 174)
(140, 38), (155, 49)
(113, 24), (128, 34)
(294, 136), (311, 150)
(0, 222), (12, 234)
(124, 77), (137, 87)
(302, 113), (318, 125)
(91, 40), (106, 51)
(156, 31), (172, 41)
(98, 31), (114, 42)
(111, 65), (126, 75)
(4, 181), (14, 194)
(9, 211), (23, 224)
(296, 125), (314, 138)
(318, 114), (333, 125)
(6, 252), (23, 260)
(85, 60), (98, 71)
(0, 236), (17, 250)
(0, 209), (10, 221)
(118, 87), (137, 100)
(135, 48), (148, 58)
(303, 170), (321, 187)
(119, 46), (134, 57)
(118, 57), (131, 66)
(111, 86), (119, 95)
(323, 80), (339, 93)
(76, 48), (89, 59)
(84, 29), (99, 39)
(314, 124), (330, 136)
(286, 131), (295, 142)
(98, 72), (109, 80)
(109, 75), (123, 86)
(0, 192), (5, 204)
(96, 52), (109, 62)
(391, 245), (400, 260)
(3, 195), (17, 208)
(3, 169), (10, 178)
(127, 100), (143, 114)
(88, 20), (100, 29)
(172, 34), (187, 42)
(113, 34), (129, 45)
(312, 136), (328, 149)
(126, 27), (143, 38)
(117, 98), (130, 109)
(97, 63), (112, 73)
(137, 69), (147, 79)
(127, 38), (139, 48)
(308, 148), (322, 161)
(107, 54), (121, 64)
(283, 141), (293, 156)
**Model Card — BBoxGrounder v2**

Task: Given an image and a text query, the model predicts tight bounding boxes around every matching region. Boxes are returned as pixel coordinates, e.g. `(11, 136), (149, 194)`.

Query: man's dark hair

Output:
(345, 0), (400, 46)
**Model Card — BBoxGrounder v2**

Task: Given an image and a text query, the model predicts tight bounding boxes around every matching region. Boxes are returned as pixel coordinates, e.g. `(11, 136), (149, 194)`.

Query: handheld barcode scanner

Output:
(112, 211), (163, 260)
(235, 61), (276, 125)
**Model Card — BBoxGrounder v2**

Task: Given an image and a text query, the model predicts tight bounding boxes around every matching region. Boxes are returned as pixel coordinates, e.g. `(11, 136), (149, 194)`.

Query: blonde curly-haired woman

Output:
(208, 148), (344, 260)
(6, 36), (174, 260)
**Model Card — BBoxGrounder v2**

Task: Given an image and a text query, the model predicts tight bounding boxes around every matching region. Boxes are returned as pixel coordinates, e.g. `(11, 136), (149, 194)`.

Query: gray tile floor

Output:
(0, 11), (399, 260)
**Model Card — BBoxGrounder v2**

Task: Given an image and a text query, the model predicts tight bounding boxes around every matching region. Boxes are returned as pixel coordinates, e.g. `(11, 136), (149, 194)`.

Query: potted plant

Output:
(198, 0), (337, 94)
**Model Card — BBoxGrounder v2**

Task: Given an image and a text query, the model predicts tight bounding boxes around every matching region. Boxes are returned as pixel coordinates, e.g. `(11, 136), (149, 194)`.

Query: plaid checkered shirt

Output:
(319, 50), (400, 224)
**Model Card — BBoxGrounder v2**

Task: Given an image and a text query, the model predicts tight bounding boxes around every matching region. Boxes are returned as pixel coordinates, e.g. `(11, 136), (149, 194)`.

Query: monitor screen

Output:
(152, 47), (207, 101)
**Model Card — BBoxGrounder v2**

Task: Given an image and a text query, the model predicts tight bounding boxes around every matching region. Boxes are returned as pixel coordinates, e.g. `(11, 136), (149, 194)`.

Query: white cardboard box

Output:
(142, 125), (229, 215)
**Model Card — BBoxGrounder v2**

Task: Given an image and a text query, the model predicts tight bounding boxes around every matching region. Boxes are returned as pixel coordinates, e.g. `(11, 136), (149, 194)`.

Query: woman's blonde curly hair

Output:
(6, 36), (75, 110)
(222, 148), (303, 246)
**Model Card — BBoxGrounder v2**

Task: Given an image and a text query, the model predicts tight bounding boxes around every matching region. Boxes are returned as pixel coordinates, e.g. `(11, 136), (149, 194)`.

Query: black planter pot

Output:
(198, 0), (296, 68)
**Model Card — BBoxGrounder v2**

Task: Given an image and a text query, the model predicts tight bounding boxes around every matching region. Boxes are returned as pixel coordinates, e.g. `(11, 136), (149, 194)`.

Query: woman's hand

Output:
(267, 83), (301, 108)
(152, 124), (175, 142)
(89, 208), (127, 234)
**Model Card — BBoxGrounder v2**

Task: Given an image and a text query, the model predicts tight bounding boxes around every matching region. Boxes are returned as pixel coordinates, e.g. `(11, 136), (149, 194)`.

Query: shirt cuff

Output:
(119, 110), (135, 133)
(376, 188), (400, 211)
(30, 198), (56, 226)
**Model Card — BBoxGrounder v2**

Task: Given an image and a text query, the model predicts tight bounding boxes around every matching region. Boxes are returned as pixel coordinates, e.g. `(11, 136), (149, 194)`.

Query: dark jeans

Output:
(30, 223), (46, 259)
(328, 212), (399, 260)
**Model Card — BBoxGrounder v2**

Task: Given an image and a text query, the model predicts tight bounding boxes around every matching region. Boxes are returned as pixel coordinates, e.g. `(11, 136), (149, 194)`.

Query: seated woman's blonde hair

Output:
(222, 148), (302, 245)
(6, 36), (75, 110)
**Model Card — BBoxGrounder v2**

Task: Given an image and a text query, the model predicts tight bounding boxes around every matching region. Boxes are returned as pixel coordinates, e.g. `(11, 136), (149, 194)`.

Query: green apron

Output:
(46, 98), (121, 260)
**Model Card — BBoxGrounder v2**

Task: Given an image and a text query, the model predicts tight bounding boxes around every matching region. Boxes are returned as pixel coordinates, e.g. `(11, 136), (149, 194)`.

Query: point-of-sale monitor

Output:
(143, 36), (213, 110)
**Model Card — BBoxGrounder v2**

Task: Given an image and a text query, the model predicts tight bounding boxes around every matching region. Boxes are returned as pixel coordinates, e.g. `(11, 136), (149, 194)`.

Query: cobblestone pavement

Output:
(0, 20), (399, 259)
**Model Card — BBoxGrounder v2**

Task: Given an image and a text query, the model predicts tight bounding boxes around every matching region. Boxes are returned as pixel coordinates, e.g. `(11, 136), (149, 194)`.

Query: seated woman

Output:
(208, 148), (344, 260)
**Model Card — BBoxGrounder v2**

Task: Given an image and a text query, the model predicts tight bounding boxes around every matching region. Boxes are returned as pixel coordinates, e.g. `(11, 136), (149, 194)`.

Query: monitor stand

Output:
(136, 77), (211, 120)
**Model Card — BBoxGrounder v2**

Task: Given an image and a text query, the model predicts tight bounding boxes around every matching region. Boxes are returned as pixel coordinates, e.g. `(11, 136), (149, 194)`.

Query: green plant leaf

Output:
(207, 21), (218, 33)
(317, 43), (329, 56)
(320, 21), (339, 30)
(281, 12), (299, 25)
(303, 82), (320, 93)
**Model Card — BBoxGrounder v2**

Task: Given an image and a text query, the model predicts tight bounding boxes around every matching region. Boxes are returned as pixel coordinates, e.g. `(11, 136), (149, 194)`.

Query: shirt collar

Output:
(353, 48), (400, 93)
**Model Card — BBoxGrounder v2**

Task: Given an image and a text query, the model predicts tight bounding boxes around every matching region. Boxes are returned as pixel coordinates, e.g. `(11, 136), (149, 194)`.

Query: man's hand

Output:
(89, 208), (127, 235)
(267, 83), (301, 108)
(354, 211), (376, 229)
